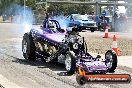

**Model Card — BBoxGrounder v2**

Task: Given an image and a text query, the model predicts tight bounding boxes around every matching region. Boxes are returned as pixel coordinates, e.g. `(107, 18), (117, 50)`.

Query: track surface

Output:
(0, 23), (131, 88)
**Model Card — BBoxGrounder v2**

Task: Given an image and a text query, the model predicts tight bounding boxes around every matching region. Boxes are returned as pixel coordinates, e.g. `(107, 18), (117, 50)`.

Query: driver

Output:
(47, 21), (57, 33)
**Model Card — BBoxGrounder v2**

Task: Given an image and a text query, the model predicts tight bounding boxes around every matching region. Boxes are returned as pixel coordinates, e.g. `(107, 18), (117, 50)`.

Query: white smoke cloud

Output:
(9, 4), (35, 33)
(53, 16), (69, 30)
(11, 4), (34, 24)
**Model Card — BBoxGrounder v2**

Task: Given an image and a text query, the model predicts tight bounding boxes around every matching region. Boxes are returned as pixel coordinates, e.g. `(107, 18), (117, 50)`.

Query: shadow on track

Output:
(0, 51), (70, 76)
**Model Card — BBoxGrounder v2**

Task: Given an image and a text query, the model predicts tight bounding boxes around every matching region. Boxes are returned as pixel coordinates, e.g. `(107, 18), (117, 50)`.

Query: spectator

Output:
(43, 12), (50, 28)
(95, 15), (99, 26)
(113, 12), (118, 31)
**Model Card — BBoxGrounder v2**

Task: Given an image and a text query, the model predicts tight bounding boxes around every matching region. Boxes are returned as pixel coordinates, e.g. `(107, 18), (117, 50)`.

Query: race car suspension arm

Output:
(48, 43), (69, 61)
(80, 37), (92, 58)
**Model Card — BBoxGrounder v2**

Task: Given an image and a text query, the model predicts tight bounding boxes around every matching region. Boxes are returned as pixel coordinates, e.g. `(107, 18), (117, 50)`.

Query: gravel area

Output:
(80, 33), (132, 56)
(0, 85), (4, 88)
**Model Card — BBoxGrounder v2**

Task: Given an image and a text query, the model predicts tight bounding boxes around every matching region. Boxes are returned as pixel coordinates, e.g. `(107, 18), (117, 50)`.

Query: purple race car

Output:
(22, 16), (117, 75)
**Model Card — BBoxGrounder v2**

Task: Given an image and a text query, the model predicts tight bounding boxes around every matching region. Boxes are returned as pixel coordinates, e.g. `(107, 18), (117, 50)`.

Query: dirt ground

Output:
(80, 32), (132, 56)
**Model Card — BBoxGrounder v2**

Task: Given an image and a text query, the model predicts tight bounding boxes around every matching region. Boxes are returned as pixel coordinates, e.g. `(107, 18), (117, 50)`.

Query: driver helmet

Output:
(48, 21), (54, 28)
(48, 21), (57, 32)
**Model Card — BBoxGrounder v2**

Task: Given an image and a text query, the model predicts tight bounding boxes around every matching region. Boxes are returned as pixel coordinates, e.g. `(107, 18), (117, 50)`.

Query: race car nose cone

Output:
(85, 61), (107, 71)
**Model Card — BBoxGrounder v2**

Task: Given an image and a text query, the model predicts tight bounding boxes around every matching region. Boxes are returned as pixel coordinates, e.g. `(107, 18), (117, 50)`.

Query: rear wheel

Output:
(65, 51), (76, 75)
(105, 50), (117, 73)
(22, 33), (36, 61)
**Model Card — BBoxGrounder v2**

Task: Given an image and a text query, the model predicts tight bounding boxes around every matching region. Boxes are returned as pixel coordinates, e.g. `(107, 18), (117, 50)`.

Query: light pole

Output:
(24, 0), (26, 22)
(95, 0), (100, 15)
(45, 0), (48, 13)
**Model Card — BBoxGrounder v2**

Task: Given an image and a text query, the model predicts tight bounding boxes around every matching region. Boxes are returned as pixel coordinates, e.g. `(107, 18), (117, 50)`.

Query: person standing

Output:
(112, 12), (118, 31)
(43, 12), (50, 28)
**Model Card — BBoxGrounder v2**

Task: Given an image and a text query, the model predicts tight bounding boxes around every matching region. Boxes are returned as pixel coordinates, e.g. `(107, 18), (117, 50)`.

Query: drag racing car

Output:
(66, 14), (97, 32)
(22, 16), (117, 75)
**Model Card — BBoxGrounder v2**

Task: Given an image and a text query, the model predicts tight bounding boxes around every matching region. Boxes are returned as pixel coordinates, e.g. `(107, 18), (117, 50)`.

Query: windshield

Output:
(87, 16), (93, 20)
(73, 15), (88, 20)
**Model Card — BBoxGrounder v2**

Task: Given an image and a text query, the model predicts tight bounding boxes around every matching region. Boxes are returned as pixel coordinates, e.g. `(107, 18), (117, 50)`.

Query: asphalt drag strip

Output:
(0, 23), (131, 88)
(0, 45), (131, 88)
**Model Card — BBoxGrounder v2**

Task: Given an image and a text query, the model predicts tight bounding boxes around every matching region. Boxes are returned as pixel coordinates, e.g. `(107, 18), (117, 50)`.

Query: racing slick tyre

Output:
(76, 75), (86, 85)
(65, 51), (76, 75)
(22, 33), (36, 61)
(105, 50), (117, 73)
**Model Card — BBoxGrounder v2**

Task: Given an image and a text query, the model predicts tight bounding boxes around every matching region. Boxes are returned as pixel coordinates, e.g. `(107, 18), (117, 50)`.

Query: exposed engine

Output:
(35, 41), (57, 55)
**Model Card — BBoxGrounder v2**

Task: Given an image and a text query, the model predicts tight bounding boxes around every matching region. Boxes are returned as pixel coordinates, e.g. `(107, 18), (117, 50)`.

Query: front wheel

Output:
(105, 50), (117, 73)
(65, 51), (76, 75)
(76, 75), (86, 85)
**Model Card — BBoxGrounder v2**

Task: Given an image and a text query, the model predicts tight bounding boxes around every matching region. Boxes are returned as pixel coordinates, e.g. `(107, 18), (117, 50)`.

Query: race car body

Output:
(32, 20), (66, 44)
(66, 14), (97, 32)
(22, 16), (117, 75)
(22, 17), (77, 74)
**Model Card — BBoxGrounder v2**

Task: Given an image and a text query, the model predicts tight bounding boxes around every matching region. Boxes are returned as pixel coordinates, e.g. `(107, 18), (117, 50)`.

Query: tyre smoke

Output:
(8, 4), (35, 33)
(12, 5), (33, 23)
(54, 16), (69, 30)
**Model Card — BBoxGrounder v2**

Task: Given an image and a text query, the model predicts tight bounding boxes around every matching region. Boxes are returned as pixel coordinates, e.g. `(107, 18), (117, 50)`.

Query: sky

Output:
(117, 6), (126, 13)
(102, 1), (126, 14)
(117, 1), (126, 13)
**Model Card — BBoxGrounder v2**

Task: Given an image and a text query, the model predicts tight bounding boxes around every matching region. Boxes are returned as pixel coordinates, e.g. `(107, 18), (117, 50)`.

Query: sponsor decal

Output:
(76, 67), (131, 85)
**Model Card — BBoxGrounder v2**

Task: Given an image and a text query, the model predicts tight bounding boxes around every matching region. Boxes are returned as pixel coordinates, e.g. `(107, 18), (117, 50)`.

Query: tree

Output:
(47, 1), (94, 16)
(0, 0), (21, 15)
(0, 0), (94, 16)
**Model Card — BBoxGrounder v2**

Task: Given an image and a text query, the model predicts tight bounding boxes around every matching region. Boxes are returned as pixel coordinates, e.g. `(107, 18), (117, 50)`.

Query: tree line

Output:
(0, 0), (94, 16)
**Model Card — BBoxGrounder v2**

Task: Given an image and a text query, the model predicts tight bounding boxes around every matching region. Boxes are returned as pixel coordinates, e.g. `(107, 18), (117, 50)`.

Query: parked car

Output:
(66, 14), (97, 32)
